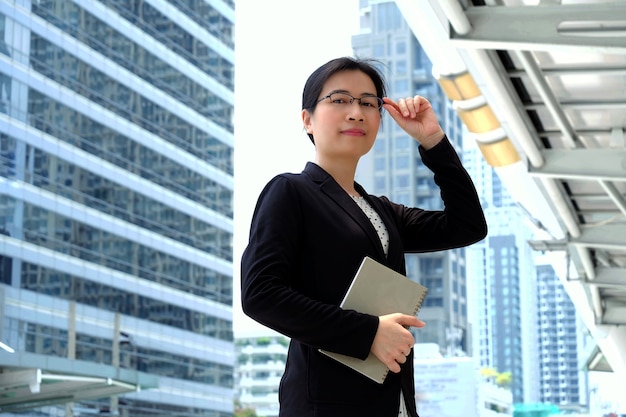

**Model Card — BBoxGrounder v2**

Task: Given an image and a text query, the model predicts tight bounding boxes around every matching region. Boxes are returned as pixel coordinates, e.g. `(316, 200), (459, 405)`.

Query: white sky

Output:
(233, 0), (360, 335)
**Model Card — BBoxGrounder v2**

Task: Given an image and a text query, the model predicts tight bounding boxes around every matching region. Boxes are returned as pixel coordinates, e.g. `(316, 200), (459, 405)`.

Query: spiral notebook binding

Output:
(381, 368), (390, 382)
(413, 288), (428, 316)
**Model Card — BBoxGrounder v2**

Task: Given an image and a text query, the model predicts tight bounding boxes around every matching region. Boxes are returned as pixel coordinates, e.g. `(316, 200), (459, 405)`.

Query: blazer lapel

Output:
(304, 163), (387, 259)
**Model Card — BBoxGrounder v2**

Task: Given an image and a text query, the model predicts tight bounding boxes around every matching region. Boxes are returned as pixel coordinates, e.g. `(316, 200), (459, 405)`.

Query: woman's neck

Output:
(315, 156), (359, 196)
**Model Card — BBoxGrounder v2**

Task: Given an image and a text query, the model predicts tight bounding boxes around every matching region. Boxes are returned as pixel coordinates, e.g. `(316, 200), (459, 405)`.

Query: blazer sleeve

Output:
(390, 136), (487, 252)
(240, 175), (379, 360)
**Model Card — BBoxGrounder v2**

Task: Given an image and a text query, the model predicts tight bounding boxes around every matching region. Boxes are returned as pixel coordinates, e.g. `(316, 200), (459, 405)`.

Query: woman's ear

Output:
(302, 109), (313, 134)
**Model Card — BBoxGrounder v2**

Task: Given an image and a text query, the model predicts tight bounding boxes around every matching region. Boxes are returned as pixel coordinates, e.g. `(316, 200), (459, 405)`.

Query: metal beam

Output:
(524, 100), (626, 111)
(585, 268), (626, 288)
(0, 369), (41, 393)
(572, 224), (626, 250)
(528, 239), (567, 252)
(515, 50), (580, 148)
(508, 67), (626, 77)
(599, 181), (626, 217)
(529, 232), (626, 255)
(602, 300), (626, 325)
(529, 149), (626, 181)
(449, 3), (626, 53)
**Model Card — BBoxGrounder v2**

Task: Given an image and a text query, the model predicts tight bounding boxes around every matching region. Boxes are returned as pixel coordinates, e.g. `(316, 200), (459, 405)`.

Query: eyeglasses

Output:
(317, 92), (383, 110)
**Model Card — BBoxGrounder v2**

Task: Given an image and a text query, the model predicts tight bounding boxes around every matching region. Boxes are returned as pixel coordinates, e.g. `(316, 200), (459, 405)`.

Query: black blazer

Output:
(241, 137), (487, 417)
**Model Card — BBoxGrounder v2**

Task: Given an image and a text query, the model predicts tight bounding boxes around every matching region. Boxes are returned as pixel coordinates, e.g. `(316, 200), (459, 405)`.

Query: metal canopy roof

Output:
(395, 0), (626, 379)
(0, 352), (157, 413)
(0, 368), (139, 413)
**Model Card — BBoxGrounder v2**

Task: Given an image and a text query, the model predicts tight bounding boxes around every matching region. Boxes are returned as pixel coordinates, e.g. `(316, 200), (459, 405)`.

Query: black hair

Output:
(302, 56), (387, 144)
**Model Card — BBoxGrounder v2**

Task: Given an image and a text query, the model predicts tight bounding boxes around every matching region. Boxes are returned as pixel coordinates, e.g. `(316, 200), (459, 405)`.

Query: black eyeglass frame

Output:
(316, 92), (384, 110)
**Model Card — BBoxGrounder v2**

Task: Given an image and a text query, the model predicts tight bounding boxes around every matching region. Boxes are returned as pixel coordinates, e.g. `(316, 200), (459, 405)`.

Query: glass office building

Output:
(0, 0), (235, 415)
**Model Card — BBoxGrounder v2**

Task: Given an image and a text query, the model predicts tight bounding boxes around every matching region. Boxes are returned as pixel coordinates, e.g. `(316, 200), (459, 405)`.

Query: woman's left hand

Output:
(383, 95), (444, 149)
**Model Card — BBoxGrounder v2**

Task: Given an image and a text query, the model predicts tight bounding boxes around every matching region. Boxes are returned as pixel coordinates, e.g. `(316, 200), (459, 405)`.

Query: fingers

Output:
(396, 95), (429, 118)
(382, 95), (428, 118)
(382, 97), (400, 113)
(387, 344), (412, 373)
(381, 100), (405, 131)
(371, 314), (422, 374)
(397, 96), (417, 118)
(396, 314), (426, 329)
(398, 345), (412, 360)
(382, 96), (444, 148)
(388, 360), (401, 374)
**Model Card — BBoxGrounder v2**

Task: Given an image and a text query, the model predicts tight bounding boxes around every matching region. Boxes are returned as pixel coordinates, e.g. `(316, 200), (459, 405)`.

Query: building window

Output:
(395, 175), (409, 189)
(395, 155), (409, 169)
(396, 41), (406, 55)
(396, 59), (407, 74)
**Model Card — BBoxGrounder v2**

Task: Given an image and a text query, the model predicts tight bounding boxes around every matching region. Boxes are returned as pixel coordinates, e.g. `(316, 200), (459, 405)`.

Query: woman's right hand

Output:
(383, 95), (444, 150)
(370, 313), (426, 373)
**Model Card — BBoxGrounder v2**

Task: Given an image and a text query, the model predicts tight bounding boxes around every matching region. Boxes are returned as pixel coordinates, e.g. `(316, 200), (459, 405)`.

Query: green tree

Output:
(480, 367), (512, 388)
(495, 371), (512, 388)
(234, 400), (258, 417)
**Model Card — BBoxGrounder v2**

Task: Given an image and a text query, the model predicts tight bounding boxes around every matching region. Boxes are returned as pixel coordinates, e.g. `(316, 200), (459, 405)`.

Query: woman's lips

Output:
(341, 129), (366, 136)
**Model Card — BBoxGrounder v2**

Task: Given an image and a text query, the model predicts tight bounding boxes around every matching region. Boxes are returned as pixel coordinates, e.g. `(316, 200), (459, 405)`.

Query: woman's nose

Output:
(347, 103), (365, 121)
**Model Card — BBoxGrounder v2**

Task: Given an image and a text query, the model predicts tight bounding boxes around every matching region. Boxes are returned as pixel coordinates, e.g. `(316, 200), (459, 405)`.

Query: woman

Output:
(241, 57), (487, 417)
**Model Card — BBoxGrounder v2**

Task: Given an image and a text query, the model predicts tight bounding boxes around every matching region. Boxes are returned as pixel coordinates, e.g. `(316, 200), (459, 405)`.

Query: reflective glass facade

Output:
(0, 0), (234, 415)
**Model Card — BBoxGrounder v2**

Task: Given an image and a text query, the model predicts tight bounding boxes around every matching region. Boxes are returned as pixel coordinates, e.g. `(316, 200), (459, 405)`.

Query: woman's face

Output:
(302, 70), (381, 162)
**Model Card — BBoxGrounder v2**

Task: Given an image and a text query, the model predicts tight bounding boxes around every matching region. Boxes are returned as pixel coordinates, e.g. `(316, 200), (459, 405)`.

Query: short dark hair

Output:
(302, 57), (387, 144)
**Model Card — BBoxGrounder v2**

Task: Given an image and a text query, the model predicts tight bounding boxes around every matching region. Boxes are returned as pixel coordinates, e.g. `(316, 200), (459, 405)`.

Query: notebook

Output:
(319, 256), (428, 384)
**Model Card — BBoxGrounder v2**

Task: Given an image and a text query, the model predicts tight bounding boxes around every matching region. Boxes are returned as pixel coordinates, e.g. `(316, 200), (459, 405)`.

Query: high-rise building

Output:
(536, 258), (588, 410)
(352, 0), (472, 356)
(459, 105), (588, 410)
(463, 142), (540, 404)
(235, 330), (289, 417)
(0, 1), (235, 416)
